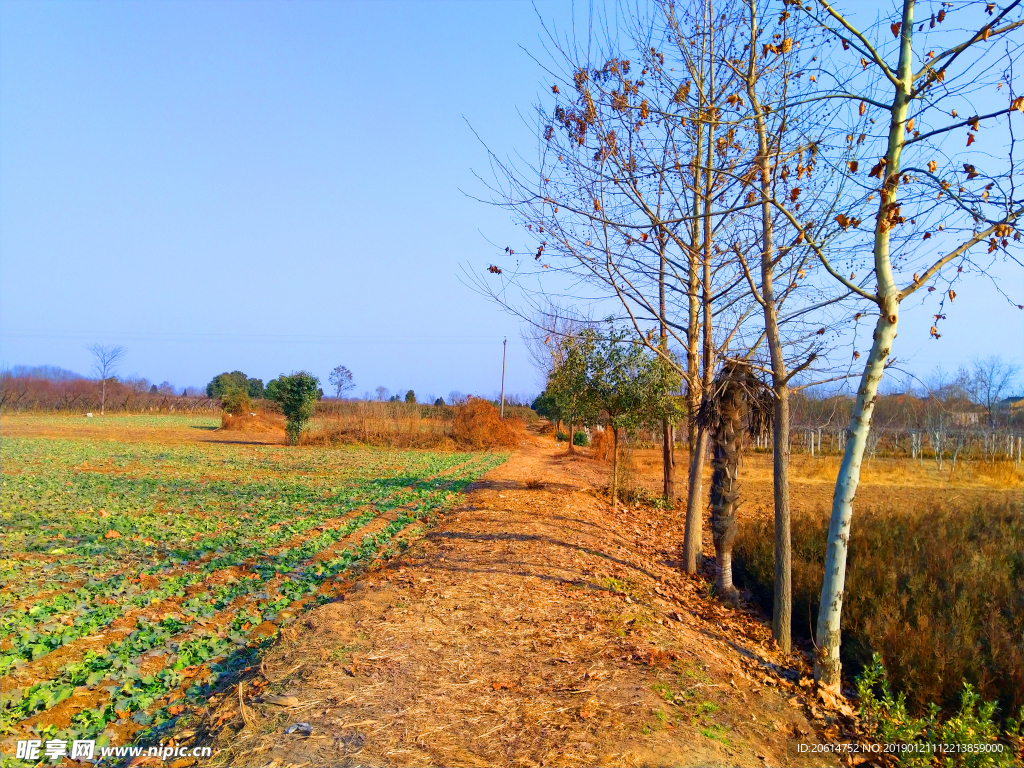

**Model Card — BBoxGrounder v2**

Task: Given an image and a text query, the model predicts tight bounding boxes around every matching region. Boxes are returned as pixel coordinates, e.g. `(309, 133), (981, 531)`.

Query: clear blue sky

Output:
(1, 0), (1020, 398)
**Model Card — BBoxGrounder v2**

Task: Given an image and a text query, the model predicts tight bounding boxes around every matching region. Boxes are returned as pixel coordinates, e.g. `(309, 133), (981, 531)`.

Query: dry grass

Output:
(302, 399), (526, 451)
(220, 411), (286, 434)
(734, 497), (1024, 721)
(303, 401), (454, 449)
(452, 398), (525, 449)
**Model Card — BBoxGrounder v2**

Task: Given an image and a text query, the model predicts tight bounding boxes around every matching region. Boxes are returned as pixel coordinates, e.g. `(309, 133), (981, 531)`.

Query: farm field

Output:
(0, 415), (506, 762)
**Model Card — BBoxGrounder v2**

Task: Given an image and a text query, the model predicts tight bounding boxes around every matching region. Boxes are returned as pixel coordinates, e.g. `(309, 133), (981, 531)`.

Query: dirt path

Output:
(195, 433), (839, 768)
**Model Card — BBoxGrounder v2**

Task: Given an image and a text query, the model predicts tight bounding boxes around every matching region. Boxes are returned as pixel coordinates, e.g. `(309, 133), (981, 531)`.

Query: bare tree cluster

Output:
(475, 0), (1023, 690)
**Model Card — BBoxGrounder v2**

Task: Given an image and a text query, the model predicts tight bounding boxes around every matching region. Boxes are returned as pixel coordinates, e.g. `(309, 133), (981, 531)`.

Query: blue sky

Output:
(1, 0), (1020, 398)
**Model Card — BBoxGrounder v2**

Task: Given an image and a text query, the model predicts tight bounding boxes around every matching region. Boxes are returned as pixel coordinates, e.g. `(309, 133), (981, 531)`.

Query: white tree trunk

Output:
(814, 0), (914, 689)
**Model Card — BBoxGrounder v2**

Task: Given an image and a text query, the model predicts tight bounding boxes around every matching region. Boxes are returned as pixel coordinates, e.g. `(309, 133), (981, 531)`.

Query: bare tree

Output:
(966, 355), (1021, 427)
(375, 386), (389, 402)
(87, 344), (126, 415)
(778, 0), (1024, 689)
(329, 365), (356, 399)
(473, 0), (768, 573)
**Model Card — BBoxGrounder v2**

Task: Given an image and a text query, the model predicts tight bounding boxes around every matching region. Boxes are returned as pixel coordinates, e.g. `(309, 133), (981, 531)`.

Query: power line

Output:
(0, 328), (519, 346)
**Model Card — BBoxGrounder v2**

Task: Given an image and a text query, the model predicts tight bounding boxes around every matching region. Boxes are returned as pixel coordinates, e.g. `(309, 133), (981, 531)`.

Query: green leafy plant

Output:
(220, 388), (251, 416)
(265, 372), (321, 445)
(857, 654), (1021, 767)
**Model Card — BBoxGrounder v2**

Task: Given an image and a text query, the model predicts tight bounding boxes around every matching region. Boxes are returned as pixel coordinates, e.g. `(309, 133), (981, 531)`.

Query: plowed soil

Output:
(189, 434), (846, 768)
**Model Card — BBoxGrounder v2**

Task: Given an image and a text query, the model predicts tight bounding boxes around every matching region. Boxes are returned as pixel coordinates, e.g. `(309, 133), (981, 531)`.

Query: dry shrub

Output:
(592, 428), (614, 462)
(300, 399), (524, 450)
(302, 401), (453, 449)
(220, 411), (285, 433)
(734, 497), (1023, 721)
(965, 460), (1024, 486)
(452, 398), (524, 449)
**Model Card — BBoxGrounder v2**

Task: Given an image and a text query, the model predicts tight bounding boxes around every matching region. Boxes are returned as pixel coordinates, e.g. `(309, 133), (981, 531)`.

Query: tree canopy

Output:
(206, 371), (265, 399)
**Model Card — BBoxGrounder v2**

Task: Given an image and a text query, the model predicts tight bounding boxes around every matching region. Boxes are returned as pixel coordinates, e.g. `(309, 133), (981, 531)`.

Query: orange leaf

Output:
(104, 529), (121, 539)
(948, 289), (956, 301)
(848, 160), (859, 173)
(967, 133), (975, 146)
(859, 101), (866, 116)
(928, 160), (937, 173)
(905, 118), (914, 133)
(891, 22), (901, 38)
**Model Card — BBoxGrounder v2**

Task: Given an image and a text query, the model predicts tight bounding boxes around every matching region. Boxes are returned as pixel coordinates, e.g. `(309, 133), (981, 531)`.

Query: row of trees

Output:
(481, 0), (1023, 689)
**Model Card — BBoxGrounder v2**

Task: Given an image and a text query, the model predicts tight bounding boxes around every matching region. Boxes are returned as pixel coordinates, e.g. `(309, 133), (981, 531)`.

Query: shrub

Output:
(734, 498), (1023, 721)
(856, 654), (1023, 767)
(591, 428), (614, 461)
(556, 430), (569, 442)
(266, 372), (321, 445)
(220, 388), (251, 416)
(573, 430), (589, 446)
(452, 397), (524, 449)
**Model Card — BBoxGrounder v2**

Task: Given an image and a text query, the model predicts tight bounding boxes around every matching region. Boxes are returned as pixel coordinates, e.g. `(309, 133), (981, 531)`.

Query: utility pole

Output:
(500, 338), (507, 419)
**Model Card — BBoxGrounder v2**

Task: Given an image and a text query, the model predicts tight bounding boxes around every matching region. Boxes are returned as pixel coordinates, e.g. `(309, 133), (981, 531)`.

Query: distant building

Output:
(997, 395), (1024, 415)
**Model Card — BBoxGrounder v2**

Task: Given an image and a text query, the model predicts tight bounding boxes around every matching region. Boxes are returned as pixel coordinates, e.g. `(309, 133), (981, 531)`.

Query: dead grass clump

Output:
(592, 428), (614, 462)
(734, 497), (1024, 721)
(964, 460), (1024, 486)
(300, 401), (454, 449)
(220, 412), (285, 434)
(453, 397), (524, 449)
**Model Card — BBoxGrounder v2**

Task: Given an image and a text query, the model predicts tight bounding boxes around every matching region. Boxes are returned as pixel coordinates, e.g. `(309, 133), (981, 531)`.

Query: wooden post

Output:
(500, 339), (507, 419)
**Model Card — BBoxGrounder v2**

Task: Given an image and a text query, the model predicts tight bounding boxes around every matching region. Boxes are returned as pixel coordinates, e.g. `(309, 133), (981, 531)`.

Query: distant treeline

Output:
(0, 373), (220, 414)
(0, 370), (540, 418)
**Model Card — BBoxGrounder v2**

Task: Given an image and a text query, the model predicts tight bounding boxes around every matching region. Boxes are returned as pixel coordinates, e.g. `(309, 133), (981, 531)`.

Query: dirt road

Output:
(196, 433), (838, 767)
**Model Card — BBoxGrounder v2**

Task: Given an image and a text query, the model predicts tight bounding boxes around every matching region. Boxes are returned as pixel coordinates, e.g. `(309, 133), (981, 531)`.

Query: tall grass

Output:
(734, 497), (1024, 721)
(301, 398), (528, 450)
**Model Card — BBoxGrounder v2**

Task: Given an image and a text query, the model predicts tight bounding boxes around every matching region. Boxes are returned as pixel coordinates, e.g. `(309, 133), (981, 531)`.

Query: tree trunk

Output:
(683, 427), (707, 571)
(100, 379), (106, 415)
(742, 13), (793, 650)
(611, 426), (620, 512)
(711, 374), (744, 603)
(662, 419), (675, 506)
(567, 420), (575, 454)
(772, 389), (792, 653)
(814, 0), (912, 688)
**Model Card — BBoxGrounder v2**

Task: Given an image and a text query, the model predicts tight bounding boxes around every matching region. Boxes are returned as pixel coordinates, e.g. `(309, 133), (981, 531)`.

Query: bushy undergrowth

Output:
(452, 398), (524, 449)
(856, 654), (1023, 767)
(303, 398), (524, 450)
(734, 498), (1024, 721)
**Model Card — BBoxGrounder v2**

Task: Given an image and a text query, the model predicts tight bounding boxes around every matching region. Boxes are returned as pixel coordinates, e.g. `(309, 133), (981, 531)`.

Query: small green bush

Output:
(856, 654), (1022, 767)
(266, 372), (321, 445)
(573, 430), (589, 446)
(220, 388), (251, 416)
(556, 430), (569, 442)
